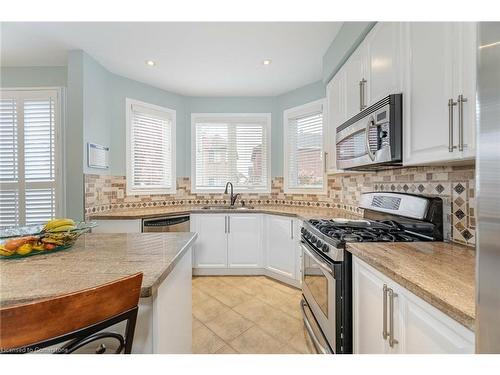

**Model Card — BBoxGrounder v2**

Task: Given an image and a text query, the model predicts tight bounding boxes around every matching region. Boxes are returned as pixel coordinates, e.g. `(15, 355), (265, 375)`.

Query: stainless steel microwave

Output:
(336, 94), (402, 171)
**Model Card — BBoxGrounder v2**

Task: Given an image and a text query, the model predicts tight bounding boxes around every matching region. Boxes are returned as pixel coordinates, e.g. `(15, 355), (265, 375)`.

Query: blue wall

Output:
(1, 51), (327, 219)
(0, 66), (67, 87)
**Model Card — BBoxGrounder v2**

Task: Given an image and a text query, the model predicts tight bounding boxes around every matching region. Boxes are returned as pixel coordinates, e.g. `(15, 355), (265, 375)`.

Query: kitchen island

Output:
(0, 232), (197, 353)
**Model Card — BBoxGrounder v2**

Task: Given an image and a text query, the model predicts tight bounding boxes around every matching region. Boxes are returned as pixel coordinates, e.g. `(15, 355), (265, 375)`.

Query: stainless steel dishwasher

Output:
(142, 215), (190, 232)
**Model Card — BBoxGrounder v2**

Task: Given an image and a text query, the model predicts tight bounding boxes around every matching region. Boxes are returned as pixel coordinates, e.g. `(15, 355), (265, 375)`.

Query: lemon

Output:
(16, 243), (33, 255)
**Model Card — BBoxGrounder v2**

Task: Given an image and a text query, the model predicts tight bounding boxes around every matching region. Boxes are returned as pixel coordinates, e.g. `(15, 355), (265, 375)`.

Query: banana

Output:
(43, 218), (75, 232)
(48, 224), (76, 233)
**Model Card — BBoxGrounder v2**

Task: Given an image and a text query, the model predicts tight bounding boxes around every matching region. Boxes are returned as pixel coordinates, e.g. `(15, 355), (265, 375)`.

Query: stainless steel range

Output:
(300, 192), (444, 354)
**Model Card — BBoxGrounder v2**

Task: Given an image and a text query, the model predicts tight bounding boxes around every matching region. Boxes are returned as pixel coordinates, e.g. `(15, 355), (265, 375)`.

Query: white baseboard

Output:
(193, 267), (301, 289)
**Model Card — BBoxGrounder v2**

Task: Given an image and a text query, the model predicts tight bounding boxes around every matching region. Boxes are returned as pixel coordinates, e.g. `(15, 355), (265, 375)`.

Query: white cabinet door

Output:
(454, 22), (477, 159)
(326, 72), (346, 173)
(265, 215), (295, 279)
(365, 22), (403, 105)
(344, 45), (368, 120)
(354, 255), (474, 354)
(402, 290), (474, 354)
(403, 22), (476, 165)
(191, 214), (227, 268)
(353, 256), (390, 354)
(227, 214), (262, 268)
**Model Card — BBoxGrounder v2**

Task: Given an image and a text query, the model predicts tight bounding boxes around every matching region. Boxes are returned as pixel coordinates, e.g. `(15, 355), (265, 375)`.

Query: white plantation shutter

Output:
(284, 101), (325, 192)
(0, 90), (61, 228)
(193, 114), (270, 192)
(127, 100), (176, 194)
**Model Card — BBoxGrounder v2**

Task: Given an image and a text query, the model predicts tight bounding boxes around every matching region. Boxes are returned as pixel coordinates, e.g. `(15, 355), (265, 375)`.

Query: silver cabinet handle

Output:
(359, 78), (367, 111)
(448, 98), (457, 152)
(457, 94), (467, 151)
(227, 215), (230, 234)
(382, 284), (388, 340)
(323, 151), (328, 173)
(388, 288), (399, 348)
(290, 219), (294, 240)
(224, 216), (227, 234)
(300, 299), (332, 354)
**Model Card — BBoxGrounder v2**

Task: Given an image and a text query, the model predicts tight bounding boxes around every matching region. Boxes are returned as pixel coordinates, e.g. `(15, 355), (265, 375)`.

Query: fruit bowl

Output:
(0, 220), (97, 259)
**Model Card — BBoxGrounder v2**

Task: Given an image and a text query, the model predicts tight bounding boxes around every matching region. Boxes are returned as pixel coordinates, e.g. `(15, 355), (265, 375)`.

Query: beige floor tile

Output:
(215, 344), (239, 354)
(275, 293), (303, 320)
(232, 297), (278, 323)
(276, 345), (301, 354)
(254, 283), (291, 308)
(192, 296), (230, 323)
(192, 286), (211, 303)
(208, 283), (253, 308)
(255, 309), (304, 342)
(261, 277), (301, 296)
(229, 326), (286, 354)
(205, 309), (254, 341)
(193, 317), (204, 330)
(288, 327), (316, 354)
(192, 324), (226, 354)
(230, 277), (271, 296)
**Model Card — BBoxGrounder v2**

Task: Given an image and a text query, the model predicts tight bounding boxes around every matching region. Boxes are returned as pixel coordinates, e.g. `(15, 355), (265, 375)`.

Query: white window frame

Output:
(126, 98), (176, 195)
(191, 113), (272, 194)
(0, 87), (65, 225)
(283, 99), (327, 195)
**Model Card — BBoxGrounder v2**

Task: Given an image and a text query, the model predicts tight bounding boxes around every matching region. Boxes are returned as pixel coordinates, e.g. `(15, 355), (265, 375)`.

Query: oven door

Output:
(301, 240), (337, 353)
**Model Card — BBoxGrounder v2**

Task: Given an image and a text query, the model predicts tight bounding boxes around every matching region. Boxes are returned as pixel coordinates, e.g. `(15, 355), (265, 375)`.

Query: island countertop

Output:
(346, 241), (475, 330)
(0, 232), (197, 307)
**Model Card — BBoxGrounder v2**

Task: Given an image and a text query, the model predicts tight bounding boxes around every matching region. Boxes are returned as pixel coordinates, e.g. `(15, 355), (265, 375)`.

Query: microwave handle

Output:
(365, 116), (376, 161)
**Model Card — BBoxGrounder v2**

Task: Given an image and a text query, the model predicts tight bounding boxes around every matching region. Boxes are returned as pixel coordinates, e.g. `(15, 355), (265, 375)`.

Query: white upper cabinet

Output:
(227, 214), (263, 268)
(403, 22), (476, 165)
(365, 22), (404, 105)
(344, 45), (368, 120)
(326, 72), (346, 173)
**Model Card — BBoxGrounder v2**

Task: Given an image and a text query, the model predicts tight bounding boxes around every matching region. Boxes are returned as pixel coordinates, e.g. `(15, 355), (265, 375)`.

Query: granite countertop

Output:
(89, 205), (362, 221)
(346, 241), (475, 330)
(0, 232), (197, 307)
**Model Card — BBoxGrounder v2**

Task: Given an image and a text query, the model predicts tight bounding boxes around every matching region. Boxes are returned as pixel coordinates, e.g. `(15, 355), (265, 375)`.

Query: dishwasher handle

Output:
(143, 216), (190, 227)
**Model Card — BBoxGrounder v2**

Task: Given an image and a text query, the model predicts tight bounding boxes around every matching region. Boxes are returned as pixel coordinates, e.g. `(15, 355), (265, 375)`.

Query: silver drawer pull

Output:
(448, 98), (457, 152)
(388, 288), (399, 348)
(458, 94), (467, 152)
(382, 284), (388, 340)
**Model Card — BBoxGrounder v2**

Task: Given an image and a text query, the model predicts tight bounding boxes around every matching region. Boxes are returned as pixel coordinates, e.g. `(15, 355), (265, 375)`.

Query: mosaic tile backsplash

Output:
(85, 164), (475, 246)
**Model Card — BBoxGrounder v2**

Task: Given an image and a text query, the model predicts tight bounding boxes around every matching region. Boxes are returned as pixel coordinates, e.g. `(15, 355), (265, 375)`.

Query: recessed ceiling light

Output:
(262, 59), (272, 66)
(145, 60), (156, 67)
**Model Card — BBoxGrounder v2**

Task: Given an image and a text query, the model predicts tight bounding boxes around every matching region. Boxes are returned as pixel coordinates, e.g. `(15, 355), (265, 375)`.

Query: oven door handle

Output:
(301, 241), (334, 277)
(365, 116), (376, 161)
(300, 299), (333, 354)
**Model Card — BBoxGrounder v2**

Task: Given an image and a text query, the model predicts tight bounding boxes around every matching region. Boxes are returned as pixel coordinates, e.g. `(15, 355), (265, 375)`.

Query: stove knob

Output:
(322, 244), (329, 252)
(310, 236), (317, 244)
(301, 227), (306, 234)
(316, 239), (323, 248)
(304, 232), (311, 240)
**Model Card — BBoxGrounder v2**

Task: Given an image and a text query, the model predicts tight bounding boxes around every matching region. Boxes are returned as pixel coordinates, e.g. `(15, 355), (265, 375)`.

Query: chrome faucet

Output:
(224, 182), (240, 207)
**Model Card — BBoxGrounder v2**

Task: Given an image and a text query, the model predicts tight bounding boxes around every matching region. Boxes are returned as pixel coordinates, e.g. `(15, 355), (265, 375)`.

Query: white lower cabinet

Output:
(191, 213), (301, 286)
(92, 219), (142, 233)
(227, 214), (263, 268)
(264, 215), (296, 281)
(191, 214), (227, 268)
(353, 255), (474, 354)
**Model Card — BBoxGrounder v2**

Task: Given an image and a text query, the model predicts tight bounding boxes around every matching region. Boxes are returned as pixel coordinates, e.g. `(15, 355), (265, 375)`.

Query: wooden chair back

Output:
(0, 273), (143, 354)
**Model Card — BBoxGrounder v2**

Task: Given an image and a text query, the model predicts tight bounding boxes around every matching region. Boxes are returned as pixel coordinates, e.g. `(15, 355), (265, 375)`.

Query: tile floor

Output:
(192, 276), (316, 354)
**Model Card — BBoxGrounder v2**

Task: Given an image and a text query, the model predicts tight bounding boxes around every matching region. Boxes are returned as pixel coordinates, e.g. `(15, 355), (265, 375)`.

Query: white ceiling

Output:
(0, 22), (342, 96)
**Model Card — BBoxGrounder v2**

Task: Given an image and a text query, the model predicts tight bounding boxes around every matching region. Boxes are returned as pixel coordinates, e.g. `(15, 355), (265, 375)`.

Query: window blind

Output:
(193, 115), (270, 192)
(0, 90), (60, 228)
(128, 102), (175, 194)
(285, 103), (324, 191)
